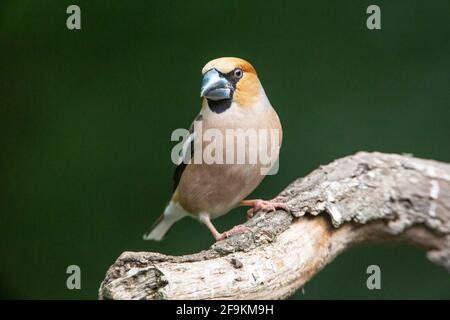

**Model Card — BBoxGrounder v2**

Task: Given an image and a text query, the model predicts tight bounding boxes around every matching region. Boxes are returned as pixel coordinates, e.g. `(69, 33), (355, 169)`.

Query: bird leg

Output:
(240, 196), (290, 219)
(199, 214), (251, 241)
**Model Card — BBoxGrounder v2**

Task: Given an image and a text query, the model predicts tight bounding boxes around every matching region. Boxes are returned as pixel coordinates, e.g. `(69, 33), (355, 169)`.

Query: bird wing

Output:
(172, 114), (203, 191)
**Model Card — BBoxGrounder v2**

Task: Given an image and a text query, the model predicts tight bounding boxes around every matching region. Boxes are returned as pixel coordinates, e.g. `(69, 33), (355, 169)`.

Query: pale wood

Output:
(99, 152), (450, 299)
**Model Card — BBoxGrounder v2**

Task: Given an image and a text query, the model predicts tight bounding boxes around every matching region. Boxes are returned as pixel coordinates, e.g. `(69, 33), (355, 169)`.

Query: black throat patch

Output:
(207, 98), (232, 114)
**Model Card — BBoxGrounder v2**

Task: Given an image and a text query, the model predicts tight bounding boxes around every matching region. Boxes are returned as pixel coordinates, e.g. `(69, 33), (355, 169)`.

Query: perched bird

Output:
(143, 57), (288, 241)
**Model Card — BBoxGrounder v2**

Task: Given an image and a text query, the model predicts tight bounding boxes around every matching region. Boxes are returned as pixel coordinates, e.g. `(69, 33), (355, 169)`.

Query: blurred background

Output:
(1, 0), (449, 299)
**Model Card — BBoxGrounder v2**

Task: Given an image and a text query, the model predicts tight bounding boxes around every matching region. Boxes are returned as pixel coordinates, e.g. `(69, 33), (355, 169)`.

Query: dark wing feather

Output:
(172, 114), (203, 191)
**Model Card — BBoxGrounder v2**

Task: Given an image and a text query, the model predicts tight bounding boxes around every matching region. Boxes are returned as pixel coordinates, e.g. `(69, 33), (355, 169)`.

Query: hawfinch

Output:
(143, 57), (287, 242)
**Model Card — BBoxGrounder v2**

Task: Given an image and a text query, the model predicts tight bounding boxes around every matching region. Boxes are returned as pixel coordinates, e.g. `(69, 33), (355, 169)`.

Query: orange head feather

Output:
(201, 57), (261, 108)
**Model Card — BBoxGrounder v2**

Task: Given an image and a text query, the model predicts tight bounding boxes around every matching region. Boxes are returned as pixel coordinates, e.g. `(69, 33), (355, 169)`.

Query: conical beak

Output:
(200, 69), (232, 101)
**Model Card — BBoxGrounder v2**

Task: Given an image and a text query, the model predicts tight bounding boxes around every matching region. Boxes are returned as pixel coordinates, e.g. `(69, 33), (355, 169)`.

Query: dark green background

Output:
(1, 0), (449, 299)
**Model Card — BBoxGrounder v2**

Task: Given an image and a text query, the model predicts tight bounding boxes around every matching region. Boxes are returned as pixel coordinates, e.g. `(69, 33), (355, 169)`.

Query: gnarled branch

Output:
(99, 152), (450, 300)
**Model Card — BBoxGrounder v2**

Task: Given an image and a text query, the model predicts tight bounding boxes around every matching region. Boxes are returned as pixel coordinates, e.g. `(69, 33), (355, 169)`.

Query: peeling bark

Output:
(99, 152), (450, 300)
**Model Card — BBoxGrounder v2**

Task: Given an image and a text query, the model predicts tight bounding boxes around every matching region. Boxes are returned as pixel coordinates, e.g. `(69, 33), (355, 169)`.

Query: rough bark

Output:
(98, 152), (450, 300)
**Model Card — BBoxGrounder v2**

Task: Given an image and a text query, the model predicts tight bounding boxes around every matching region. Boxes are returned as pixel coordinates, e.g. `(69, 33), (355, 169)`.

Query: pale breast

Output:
(176, 104), (282, 217)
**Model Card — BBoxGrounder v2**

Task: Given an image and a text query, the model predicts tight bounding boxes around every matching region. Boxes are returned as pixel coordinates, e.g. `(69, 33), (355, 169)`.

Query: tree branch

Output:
(98, 152), (450, 300)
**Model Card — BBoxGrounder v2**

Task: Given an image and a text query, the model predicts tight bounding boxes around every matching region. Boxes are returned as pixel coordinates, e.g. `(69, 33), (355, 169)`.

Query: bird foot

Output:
(216, 224), (252, 241)
(245, 197), (290, 219)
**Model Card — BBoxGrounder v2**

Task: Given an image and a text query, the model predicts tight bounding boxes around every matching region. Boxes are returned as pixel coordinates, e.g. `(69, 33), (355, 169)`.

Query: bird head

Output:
(200, 57), (263, 112)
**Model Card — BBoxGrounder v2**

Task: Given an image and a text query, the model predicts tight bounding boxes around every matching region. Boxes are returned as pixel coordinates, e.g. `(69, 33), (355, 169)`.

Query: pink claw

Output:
(246, 198), (290, 219)
(217, 224), (252, 241)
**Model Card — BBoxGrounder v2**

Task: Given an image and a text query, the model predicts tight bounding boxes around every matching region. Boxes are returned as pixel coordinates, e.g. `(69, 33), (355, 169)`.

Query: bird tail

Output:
(143, 201), (187, 241)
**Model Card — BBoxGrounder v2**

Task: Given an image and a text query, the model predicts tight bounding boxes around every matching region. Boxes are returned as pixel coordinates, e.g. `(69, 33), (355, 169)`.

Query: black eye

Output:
(233, 68), (243, 79)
